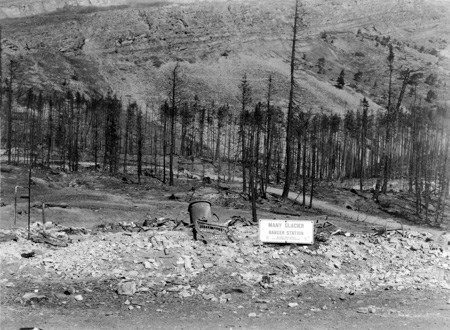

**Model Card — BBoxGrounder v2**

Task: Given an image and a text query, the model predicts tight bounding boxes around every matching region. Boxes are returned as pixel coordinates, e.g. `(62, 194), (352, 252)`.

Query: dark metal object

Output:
(188, 200), (219, 224)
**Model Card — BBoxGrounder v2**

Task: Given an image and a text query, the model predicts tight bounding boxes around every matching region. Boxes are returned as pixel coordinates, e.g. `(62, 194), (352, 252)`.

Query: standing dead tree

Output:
(283, 0), (305, 198)
(239, 74), (252, 194)
(136, 107), (143, 184)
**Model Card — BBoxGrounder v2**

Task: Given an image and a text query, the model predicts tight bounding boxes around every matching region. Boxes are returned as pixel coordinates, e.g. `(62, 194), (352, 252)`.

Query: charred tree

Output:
(137, 108), (143, 184)
(240, 74), (252, 194)
(381, 44), (395, 194)
(282, 0), (302, 198)
(359, 98), (369, 191)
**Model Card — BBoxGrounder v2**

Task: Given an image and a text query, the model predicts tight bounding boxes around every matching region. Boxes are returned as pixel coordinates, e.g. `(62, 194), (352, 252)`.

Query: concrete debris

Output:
(22, 292), (47, 302)
(356, 307), (369, 314)
(0, 223), (449, 309)
(117, 281), (137, 296)
(368, 306), (377, 313)
(235, 257), (245, 264)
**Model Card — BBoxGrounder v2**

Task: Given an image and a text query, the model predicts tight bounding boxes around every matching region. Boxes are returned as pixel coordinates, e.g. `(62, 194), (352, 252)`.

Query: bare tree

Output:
(240, 74), (252, 194)
(160, 100), (169, 183)
(381, 43), (395, 194)
(6, 60), (18, 164)
(169, 62), (181, 186)
(137, 108), (143, 184)
(282, 0), (304, 198)
(123, 99), (137, 174)
(0, 25), (3, 136)
(262, 75), (273, 197)
(359, 98), (368, 191)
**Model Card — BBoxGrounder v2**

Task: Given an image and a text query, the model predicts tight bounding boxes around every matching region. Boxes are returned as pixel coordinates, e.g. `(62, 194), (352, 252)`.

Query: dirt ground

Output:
(1, 165), (449, 330)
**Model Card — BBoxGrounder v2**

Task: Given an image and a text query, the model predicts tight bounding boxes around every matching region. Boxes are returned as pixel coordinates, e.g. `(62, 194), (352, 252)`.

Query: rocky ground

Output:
(0, 166), (450, 329)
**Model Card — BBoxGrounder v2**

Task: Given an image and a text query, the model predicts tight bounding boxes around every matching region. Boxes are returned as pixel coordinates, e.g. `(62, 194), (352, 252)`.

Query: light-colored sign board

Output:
(259, 219), (314, 244)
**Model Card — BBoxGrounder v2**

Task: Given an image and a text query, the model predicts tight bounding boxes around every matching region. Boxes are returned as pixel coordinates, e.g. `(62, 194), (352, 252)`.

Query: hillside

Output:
(1, 0), (449, 113)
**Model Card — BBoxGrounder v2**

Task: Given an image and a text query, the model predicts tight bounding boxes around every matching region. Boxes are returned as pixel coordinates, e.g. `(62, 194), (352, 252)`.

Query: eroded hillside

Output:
(1, 0), (449, 112)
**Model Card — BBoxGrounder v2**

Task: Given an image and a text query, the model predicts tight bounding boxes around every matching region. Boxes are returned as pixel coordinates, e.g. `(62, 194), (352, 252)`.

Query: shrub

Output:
(425, 90), (437, 103)
(336, 69), (345, 89)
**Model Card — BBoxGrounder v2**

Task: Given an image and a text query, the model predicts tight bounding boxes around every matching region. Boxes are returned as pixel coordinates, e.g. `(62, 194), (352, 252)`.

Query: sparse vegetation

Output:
(353, 71), (363, 82)
(336, 69), (345, 89)
(425, 73), (438, 86)
(317, 57), (325, 74)
(425, 89), (437, 103)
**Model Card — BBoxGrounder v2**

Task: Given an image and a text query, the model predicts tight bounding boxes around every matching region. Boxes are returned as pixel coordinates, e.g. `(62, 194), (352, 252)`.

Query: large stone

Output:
(22, 292), (47, 302)
(356, 307), (369, 314)
(117, 281), (137, 295)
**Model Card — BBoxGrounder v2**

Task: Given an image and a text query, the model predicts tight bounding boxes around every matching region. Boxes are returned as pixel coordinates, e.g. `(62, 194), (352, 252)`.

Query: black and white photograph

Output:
(0, 0), (449, 329)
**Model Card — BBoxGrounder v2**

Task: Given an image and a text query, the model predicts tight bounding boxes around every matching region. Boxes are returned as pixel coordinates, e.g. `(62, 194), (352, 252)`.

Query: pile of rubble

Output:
(0, 221), (449, 310)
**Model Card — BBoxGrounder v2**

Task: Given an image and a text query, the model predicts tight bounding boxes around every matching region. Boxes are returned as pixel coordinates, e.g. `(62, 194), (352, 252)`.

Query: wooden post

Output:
(27, 167), (31, 240)
(42, 202), (46, 231)
(14, 186), (18, 226)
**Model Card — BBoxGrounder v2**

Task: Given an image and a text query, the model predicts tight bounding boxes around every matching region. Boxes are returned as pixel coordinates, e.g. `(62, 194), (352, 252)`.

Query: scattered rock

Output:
(31, 177), (49, 186)
(117, 281), (137, 295)
(356, 307), (369, 314)
(1, 218), (447, 317)
(22, 292), (47, 302)
(128, 270), (139, 277)
(202, 293), (216, 301)
(0, 233), (18, 243)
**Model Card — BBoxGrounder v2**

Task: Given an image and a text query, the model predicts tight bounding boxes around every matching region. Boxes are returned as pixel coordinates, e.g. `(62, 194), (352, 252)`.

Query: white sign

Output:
(259, 219), (314, 244)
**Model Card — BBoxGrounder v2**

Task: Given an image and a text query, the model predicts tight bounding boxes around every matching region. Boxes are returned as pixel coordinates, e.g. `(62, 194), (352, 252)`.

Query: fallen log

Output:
(0, 233), (18, 243)
(30, 232), (68, 247)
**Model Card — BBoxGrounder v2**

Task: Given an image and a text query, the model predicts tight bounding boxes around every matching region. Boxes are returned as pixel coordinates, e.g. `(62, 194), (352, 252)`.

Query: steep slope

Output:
(1, 0), (449, 113)
(0, 0), (190, 19)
